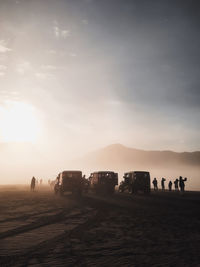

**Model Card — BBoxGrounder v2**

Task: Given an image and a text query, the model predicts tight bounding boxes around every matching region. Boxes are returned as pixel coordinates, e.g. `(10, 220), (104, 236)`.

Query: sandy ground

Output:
(0, 186), (200, 267)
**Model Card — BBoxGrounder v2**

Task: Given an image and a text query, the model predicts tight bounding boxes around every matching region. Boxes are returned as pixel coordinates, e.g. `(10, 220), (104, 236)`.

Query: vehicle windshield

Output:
(99, 173), (114, 178)
(134, 172), (149, 179)
(63, 172), (81, 179)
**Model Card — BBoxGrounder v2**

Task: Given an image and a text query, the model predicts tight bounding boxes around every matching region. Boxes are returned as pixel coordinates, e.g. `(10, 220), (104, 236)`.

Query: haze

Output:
(0, 0), (199, 186)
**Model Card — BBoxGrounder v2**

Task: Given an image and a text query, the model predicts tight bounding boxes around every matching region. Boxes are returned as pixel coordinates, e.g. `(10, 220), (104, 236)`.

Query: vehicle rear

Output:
(55, 171), (83, 196)
(90, 171), (118, 194)
(120, 171), (150, 194)
(133, 171), (151, 193)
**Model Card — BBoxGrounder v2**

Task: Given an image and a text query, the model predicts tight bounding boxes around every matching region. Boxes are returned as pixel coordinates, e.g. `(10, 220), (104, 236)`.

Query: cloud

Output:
(106, 100), (122, 106)
(35, 72), (53, 79)
(69, 53), (77, 57)
(16, 61), (31, 75)
(0, 40), (12, 53)
(53, 26), (60, 38)
(82, 19), (89, 25)
(61, 30), (70, 38)
(52, 22), (70, 39)
(41, 65), (57, 70)
(84, 0), (93, 3)
(46, 49), (57, 54)
(0, 65), (7, 71)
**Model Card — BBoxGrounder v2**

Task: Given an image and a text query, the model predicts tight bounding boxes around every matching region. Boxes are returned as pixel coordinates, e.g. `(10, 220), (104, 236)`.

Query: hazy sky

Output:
(0, 0), (200, 158)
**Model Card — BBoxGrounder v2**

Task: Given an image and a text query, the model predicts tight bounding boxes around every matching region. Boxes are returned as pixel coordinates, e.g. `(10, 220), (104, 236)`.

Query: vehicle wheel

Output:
(77, 188), (82, 196)
(109, 187), (115, 194)
(132, 186), (137, 194)
(72, 189), (82, 199)
(144, 187), (150, 194)
(128, 186), (132, 194)
(59, 189), (64, 196)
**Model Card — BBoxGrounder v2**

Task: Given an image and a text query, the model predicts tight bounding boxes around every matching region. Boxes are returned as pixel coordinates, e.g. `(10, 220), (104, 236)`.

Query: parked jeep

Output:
(119, 171), (150, 194)
(54, 170), (84, 196)
(89, 171), (118, 194)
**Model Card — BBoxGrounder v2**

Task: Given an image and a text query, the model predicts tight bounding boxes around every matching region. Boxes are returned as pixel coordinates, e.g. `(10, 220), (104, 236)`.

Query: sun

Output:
(0, 101), (41, 143)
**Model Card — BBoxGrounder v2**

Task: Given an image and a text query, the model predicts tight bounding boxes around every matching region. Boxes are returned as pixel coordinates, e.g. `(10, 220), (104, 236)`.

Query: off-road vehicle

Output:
(54, 170), (84, 196)
(119, 171), (150, 194)
(89, 171), (118, 194)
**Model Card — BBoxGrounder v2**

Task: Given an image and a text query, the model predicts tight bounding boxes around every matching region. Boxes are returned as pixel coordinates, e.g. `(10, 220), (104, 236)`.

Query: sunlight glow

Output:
(0, 101), (41, 143)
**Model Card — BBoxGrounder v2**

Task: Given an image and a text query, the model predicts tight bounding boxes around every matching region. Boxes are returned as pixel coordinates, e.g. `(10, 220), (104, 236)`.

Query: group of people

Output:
(152, 176), (187, 192)
(30, 177), (43, 191)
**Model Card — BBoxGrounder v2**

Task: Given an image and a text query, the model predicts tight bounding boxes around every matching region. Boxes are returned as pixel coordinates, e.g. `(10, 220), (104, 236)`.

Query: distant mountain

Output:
(77, 144), (200, 171)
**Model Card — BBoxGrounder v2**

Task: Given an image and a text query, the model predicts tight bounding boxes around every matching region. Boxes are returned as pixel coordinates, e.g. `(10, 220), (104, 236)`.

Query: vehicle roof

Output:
(91, 171), (116, 174)
(62, 170), (82, 174)
(125, 171), (149, 174)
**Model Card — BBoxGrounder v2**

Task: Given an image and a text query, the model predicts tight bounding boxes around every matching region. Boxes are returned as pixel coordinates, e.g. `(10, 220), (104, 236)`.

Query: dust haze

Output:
(1, 143), (199, 191)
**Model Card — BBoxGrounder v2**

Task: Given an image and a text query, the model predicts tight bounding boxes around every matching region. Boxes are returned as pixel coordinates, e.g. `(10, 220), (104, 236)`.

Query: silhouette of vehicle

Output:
(54, 170), (84, 196)
(89, 171), (118, 194)
(119, 171), (151, 194)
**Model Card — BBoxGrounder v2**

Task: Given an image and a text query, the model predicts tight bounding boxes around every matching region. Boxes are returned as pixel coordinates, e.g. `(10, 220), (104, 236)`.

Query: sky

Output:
(0, 0), (200, 168)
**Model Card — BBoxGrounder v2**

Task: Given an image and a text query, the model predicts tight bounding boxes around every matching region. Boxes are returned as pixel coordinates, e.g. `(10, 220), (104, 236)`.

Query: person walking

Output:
(168, 180), (172, 191)
(30, 176), (36, 191)
(152, 178), (158, 191)
(161, 178), (166, 191)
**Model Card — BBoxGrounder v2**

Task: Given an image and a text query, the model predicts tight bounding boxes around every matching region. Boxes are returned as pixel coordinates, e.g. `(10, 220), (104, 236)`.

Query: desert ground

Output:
(0, 186), (200, 267)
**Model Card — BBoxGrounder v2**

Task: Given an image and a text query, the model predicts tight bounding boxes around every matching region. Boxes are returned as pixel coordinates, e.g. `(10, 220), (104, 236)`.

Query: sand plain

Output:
(0, 186), (200, 266)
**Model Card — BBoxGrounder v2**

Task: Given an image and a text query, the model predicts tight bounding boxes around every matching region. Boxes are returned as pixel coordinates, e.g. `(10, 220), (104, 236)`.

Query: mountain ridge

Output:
(78, 143), (200, 170)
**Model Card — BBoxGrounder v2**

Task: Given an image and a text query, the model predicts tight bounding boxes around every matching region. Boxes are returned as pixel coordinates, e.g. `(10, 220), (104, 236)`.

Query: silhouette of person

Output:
(168, 181), (172, 191)
(179, 176), (187, 192)
(161, 178), (166, 191)
(152, 178), (158, 191)
(40, 179), (43, 185)
(174, 179), (179, 191)
(30, 176), (36, 191)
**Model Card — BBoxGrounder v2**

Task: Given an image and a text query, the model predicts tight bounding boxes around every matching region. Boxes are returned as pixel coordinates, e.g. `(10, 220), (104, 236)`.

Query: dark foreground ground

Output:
(0, 186), (200, 267)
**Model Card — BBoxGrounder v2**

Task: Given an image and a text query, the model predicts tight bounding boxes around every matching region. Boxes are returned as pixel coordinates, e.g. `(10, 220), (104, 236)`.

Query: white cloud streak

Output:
(53, 22), (70, 39)
(0, 65), (7, 71)
(16, 61), (31, 75)
(35, 72), (54, 79)
(41, 65), (57, 70)
(0, 40), (12, 53)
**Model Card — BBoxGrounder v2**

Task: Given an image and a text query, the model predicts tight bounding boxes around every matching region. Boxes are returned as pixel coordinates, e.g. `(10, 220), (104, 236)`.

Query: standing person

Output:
(168, 181), (172, 191)
(174, 179), (179, 191)
(161, 178), (166, 191)
(40, 179), (43, 186)
(152, 178), (158, 191)
(179, 176), (187, 193)
(30, 176), (36, 191)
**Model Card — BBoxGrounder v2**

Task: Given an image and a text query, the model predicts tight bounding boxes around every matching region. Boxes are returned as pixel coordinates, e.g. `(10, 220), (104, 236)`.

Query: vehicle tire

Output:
(144, 187), (150, 194)
(128, 186), (132, 194)
(59, 189), (64, 196)
(132, 186), (138, 194)
(78, 188), (82, 196)
(109, 187), (115, 194)
(72, 189), (82, 199)
(54, 185), (59, 195)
